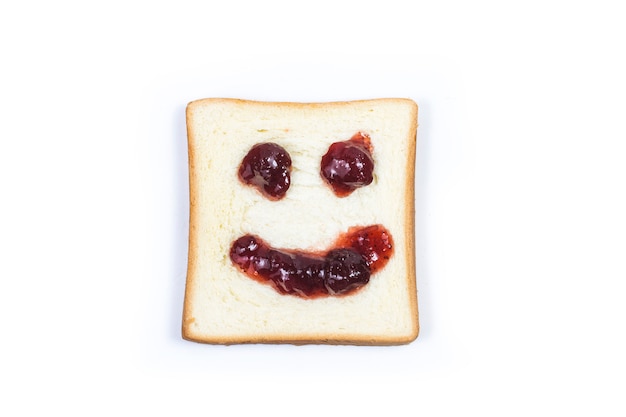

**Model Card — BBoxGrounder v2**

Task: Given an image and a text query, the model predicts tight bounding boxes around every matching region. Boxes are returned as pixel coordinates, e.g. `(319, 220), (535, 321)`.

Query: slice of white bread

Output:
(183, 98), (419, 345)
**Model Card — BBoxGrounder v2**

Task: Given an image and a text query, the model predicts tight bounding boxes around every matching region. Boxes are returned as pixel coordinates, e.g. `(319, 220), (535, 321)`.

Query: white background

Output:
(1, 1), (625, 415)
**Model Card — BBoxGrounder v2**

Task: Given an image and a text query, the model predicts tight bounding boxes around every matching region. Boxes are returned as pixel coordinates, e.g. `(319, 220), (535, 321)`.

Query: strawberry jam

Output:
(320, 132), (374, 197)
(230, 225), (393, 298)
(336, 224), (393, 273)
(239, 142), (292, 200)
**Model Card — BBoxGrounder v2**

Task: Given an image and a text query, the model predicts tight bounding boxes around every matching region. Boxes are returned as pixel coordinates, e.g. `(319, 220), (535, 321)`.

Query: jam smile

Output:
(230, 225), (393, 298)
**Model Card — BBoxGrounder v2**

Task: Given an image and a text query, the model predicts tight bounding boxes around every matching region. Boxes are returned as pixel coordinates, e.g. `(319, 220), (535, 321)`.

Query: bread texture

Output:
(182, 98), (419, 345)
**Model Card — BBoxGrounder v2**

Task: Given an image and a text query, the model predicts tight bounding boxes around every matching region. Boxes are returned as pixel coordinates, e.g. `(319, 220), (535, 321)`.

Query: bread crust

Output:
(183, 98), (419, 345)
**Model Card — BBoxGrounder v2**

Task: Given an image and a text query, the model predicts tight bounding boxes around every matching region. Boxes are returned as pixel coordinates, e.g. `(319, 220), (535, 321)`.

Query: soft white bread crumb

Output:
(183, 98), (419, 345)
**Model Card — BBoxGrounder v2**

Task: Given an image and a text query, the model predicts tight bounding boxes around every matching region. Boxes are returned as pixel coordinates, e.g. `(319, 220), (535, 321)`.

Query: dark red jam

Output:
(238, 143), (292, 200)
(320, 132), (374, 197)
(230, 225), (393, 298)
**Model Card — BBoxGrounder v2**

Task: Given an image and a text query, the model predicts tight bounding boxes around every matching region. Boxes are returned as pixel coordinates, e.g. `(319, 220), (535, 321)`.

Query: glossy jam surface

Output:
(238, 143), (292, 200)
(337, 224), (394, 273)
(230, 225), (394, 298)
(320, 133), (374, 197)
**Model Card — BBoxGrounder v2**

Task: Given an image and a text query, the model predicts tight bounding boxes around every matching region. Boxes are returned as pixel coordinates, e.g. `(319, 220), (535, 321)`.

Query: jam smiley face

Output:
(183, 98), (419, 345)
(230, 133), (394, 298)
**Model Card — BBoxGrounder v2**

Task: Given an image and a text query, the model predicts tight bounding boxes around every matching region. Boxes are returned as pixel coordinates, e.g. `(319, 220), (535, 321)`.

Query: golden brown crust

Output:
(405, 100), (420, 343)
(186, 97), (417, 113)
(182, 333), (417, 346)
(181, 104), (199, 342)
(182, 98), (419, 345)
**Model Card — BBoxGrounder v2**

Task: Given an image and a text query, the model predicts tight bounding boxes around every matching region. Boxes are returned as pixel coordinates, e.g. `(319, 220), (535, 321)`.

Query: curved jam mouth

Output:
(229, 225), (393, 298)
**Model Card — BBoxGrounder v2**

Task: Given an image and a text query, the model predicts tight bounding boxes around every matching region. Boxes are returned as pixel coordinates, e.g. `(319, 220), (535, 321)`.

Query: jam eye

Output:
(320, 132), (374, 197)
(238, 142), (292, 200)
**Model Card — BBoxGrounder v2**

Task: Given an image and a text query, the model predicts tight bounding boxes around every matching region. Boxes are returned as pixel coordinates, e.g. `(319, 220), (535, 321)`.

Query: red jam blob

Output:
(336, 224), (394, 273)
(320, 132), (374, 197)
(239, 143), (292, 200)
(229, 224), (394, 298)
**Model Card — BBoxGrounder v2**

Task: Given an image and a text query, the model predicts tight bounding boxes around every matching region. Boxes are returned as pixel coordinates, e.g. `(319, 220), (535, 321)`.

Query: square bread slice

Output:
(182, 98), (419, 345)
